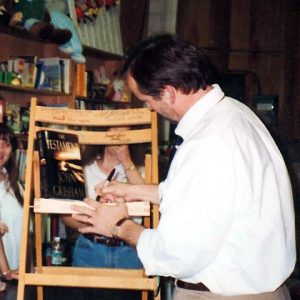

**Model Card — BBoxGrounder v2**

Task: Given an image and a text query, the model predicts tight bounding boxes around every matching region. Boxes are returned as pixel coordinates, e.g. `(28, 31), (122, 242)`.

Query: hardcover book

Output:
(37, 57), (62, 92)
(36, 130), (86, 201)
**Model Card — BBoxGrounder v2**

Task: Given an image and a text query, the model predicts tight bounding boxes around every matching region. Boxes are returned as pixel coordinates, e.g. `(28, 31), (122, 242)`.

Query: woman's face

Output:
(106, 126), (130, 156)
(0, 138), (12, 168)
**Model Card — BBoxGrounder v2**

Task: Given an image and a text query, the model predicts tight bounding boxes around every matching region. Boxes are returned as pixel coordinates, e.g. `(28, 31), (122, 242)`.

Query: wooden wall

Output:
(176, 0), (300, 142)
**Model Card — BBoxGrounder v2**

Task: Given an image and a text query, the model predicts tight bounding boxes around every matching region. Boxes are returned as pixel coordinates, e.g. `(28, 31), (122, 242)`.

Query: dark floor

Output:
(0, 274), (175, 300)
(3, 279), (299, 300)
(0, 281), (157, 300)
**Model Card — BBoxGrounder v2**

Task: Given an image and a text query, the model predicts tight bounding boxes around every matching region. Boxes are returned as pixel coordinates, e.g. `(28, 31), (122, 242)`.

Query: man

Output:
(72, 33), (296, 300)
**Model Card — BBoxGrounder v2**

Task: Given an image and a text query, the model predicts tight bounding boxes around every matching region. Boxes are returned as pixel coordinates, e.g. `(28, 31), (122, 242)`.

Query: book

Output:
(75, 63), (86, 97)
(34, 61), (45, 89)
(36, 130), (86, 201)
(0, 96), (4, 123)
(37, 57), (62, 92)
(34, 198), (150, 217)
(4, 102), (21, 133)
(16, 149), (27, 185)
(59, 58), (71, 94)
(20, 106), (30, 134)
(23, 62), (37, 88)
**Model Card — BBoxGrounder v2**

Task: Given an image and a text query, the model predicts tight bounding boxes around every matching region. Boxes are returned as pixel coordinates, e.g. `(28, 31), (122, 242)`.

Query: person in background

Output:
(0, 125), (23, 290)
(72, 33), (296, 300)
(61, 126), (145, 300)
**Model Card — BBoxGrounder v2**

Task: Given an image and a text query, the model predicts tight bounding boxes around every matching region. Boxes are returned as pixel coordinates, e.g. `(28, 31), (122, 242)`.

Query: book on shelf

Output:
(75, 63), (87, 97)
(23, 62), (37, 88)
(34, 61), (44, 89)
(59, 58), (71, 94)
(34, 129), (150, 216)
(0, 96), (4, 123)
(4, 102), (21, 133)
(37, 57), (62, 92)
(20, 106), (30, 134)
(16, 149), (27, 186)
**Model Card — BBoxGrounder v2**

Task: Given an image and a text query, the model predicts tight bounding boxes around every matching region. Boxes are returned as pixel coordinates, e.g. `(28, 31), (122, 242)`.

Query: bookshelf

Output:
(0, 29), (75, 108)
(0, 24), (128, 113)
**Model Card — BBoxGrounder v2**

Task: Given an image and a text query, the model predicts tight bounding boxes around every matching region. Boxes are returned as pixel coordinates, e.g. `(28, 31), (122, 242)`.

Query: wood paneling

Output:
(120, 0), (150, 52)
(176, 0), (300, 141)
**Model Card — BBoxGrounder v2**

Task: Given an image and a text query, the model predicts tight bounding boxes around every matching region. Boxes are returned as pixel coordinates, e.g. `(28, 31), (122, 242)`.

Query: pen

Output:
(96, 168), (116, 202)
(105, 168), (116, 185)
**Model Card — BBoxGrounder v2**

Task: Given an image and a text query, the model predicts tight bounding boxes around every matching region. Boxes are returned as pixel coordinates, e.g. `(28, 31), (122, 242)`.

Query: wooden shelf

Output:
(83, 46), (124, 61)
(0, 82), (69, 96)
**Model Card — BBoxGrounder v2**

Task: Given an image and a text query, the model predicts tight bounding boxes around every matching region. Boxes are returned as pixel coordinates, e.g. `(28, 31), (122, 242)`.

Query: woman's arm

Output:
(0, 237), (18, 280)
(111, 145), (145, 184)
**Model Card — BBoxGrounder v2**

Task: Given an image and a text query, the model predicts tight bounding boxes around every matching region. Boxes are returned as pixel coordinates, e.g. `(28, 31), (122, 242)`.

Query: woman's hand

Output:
(2, 269), (19, 280)
(110, 145), (131, 165)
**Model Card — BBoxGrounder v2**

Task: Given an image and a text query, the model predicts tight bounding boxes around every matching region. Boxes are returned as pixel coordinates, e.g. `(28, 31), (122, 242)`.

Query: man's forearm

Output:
(116, 218), (145, 248)
(127, 184), (160, 205)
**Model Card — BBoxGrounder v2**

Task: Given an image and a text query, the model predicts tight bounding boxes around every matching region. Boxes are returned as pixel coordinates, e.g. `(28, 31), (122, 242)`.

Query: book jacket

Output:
(37, 130), (86, 200)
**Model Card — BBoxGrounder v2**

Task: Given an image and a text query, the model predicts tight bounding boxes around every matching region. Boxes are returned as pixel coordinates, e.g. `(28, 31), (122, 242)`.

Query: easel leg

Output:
(37, 286), (44, 300)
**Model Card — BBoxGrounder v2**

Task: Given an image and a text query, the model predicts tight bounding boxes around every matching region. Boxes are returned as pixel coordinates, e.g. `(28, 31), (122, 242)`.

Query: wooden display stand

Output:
(17, 97), (160, 300)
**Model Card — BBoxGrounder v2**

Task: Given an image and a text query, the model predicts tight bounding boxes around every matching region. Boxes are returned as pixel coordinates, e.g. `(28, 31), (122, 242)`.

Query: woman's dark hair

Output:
(121, 33), (218, 99)
(80, 144), (105, 166)
(0, 125), (23, 206)
(80, 143), (146, 168)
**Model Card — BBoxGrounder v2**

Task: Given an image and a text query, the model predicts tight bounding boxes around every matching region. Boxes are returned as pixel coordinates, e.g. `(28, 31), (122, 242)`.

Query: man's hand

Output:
(72, 198), (129, 237)
(95, 182), (161, 205)
(95, 181), (135, 203)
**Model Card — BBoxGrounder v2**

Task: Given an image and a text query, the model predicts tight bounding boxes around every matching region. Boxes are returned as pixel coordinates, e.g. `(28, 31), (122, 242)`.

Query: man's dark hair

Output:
(121, 33), (218, 99)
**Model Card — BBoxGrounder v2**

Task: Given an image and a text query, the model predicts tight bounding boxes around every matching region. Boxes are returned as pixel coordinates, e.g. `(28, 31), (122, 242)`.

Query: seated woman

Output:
(61, 126), (145, 299)
(0, 125), (23, 291)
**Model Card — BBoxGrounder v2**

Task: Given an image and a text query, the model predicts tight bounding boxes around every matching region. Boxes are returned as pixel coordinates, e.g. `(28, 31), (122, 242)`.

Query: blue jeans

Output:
(72, 234), (143, 300)
(72, 234), (143, 268)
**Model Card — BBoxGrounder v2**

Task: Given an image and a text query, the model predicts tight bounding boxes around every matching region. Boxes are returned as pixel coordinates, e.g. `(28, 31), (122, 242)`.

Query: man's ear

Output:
(162, 85), (176, 104)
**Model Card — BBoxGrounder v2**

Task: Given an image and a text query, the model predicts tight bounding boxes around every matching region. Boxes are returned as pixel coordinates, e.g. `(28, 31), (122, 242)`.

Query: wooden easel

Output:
(17, 97), (160, 300)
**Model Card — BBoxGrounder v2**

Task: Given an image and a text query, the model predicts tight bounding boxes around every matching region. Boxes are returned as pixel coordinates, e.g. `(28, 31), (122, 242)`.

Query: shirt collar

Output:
(175, 84), (225, 142)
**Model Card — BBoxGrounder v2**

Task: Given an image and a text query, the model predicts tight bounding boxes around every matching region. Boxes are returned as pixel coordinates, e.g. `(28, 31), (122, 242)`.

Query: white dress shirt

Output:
(137, 84), (296, 295)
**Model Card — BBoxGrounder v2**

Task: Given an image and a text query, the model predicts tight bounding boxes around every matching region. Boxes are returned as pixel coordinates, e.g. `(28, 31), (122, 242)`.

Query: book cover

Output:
(4, 102), (21, 133)
(37, 57), (62, 92)
(23, 62), (37, 88)
(36, 130), (86, 200)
